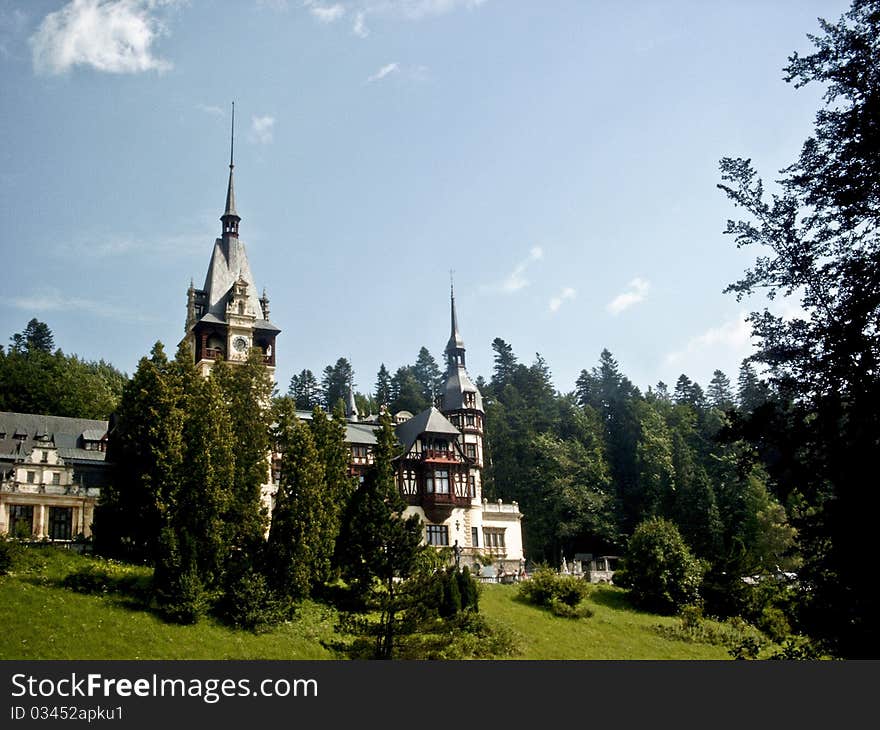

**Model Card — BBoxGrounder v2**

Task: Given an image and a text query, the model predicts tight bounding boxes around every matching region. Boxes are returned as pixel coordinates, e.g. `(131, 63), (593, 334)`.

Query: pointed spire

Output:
(221, 101), (240, 237)
(346, 377), (359, 421)
(446, 273), (466, 366)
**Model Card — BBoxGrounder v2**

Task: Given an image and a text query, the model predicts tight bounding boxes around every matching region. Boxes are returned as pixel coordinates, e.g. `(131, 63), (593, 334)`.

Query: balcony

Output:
(203, 347), (224, 361)
(420, 449), (460, 463)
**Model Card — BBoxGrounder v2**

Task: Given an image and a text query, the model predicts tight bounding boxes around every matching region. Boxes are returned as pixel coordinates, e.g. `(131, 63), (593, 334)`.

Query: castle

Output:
(0, 127), (525, 576)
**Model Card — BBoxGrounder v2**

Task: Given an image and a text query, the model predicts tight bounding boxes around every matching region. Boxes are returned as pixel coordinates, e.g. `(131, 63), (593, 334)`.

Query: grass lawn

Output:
(479, 583), (730, 660)
(1, 546), (731, 660)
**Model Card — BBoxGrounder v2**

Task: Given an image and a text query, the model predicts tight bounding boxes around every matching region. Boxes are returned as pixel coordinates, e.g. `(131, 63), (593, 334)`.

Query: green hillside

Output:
(0, 546), (730, 660)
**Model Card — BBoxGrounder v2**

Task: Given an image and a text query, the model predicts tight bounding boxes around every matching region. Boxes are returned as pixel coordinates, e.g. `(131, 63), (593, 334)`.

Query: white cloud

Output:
(353, 10), (369, 36)
(30, 0), (176, 75)
(366, 61), (399, 83)
(250, 115), (276, 144)
(549, 287), (576, 313)
(494, 246), (543, 293)
(296, 1), (487, 36)
(665, 311), (754, 367)
(606, 277), (650, 315)
(306, 2), (346, 23)
(8, 288), (156, 323)
(371, 0), (486, 21)
(196, 103), (224, 117)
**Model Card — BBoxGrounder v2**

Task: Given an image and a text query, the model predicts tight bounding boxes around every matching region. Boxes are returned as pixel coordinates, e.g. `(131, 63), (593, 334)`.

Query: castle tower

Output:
(438, 282), (484, 508)
(184, 104), (281, 377)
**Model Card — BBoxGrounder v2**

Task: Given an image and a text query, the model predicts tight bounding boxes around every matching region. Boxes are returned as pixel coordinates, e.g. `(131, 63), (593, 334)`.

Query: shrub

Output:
(159, 568), (211, 624)
(0, 534), (21, 575)
(620, 517), (707, 614)
(518, 566), (591, 618)
(550, 598), (594, 619)
(220, 570), (288, 632)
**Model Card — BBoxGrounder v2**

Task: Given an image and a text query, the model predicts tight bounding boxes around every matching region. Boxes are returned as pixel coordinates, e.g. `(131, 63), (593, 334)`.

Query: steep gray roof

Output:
(0, 412), (108, 464)
(395, 406), (460, 452)
(201, 238), (260, 319)
(346, 423), (379, 446)
(440, 366), (484, 412)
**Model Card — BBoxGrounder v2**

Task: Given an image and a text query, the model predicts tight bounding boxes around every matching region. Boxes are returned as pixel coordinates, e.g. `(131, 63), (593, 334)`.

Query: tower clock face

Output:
(233, 336), (249, 353)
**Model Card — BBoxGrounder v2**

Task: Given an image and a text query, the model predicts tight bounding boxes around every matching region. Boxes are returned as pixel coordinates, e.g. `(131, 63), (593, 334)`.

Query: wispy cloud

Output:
(549, 287), (576, 313)
(30, 0), (177, 75)
(8, 288), (158, 323)
(250, 115), (276, 144)
(665, 311), (754, 366)
(365, 62), (399, 83)
(196, 103), (224, 117)
(292, 1), (488, 37)
(0, 6), (29, 60)
(363, 0), (486, 21)
(606, 277), (650, 315)
(483, 246), (543, 294)
(352, 10), (368, 36)
(304, 1), (346, 23)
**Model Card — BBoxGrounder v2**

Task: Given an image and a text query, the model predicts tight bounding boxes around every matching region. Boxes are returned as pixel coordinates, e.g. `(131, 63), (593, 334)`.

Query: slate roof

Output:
(0, 412), (108, 464)
(395, 406), (460, 452)
(440, 366), (484, 412)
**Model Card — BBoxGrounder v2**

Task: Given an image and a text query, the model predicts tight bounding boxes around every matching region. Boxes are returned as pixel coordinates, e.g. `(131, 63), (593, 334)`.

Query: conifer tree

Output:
(212, 350), (274, 553)
(374, 363), (392, 406)
(267, 403), (327, 599)
(288, 368), (320, 410)
(707, 369), (735, 410)
(335, 410), (425, 658)
(98, 342), (185, 562)
(154, 371), (235, 621)
(413, 346), (442, 403)
(308, 404), (356, 585)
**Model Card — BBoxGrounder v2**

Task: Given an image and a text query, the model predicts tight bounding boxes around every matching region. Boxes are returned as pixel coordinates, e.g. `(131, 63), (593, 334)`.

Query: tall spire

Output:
(221, 101), (240, 237)
(446, 273), (466, 368)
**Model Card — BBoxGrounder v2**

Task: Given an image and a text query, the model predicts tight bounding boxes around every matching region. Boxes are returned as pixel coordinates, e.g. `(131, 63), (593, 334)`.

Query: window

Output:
(468, 475), (476, 498)
(40, 451), (48, 463)
(52, 472), (60, 486)
(351, 445), (369, 460)
(26, 471), (35, 484)
(465, 414), (475, 427)
(465, 443), (476, 459)
(433, 469), (450, 494)
(426, 524), (449, 546)
(483, 528), (506, 549)
(48, 507), (72, 540)
(8, 505), (33, 538)
(471, 526), (479, 547)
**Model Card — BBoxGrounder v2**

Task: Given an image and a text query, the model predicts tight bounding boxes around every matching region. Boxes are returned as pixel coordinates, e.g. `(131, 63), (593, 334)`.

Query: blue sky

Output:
(0, 0), (851, 398)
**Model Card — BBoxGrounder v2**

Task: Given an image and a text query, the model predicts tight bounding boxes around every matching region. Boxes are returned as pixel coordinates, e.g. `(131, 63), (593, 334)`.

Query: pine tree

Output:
(490, 338), (518, 388)
(97, 343), (185, 562)
(374, 363), (392, 406)
(335, 410), (425, 658)
(707, 370), (735, 410)
(267, 404), (327, 599)
(389, 366), (428, 414)
(212, 350), (274, 554)
(413, 347), (442, 404)
(308, 405), (356, 585)
(288, 368), (320, 410)
(154, 371), (235, 621)
(321, 358), (353, 411)
(736, 360), (770, 412)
